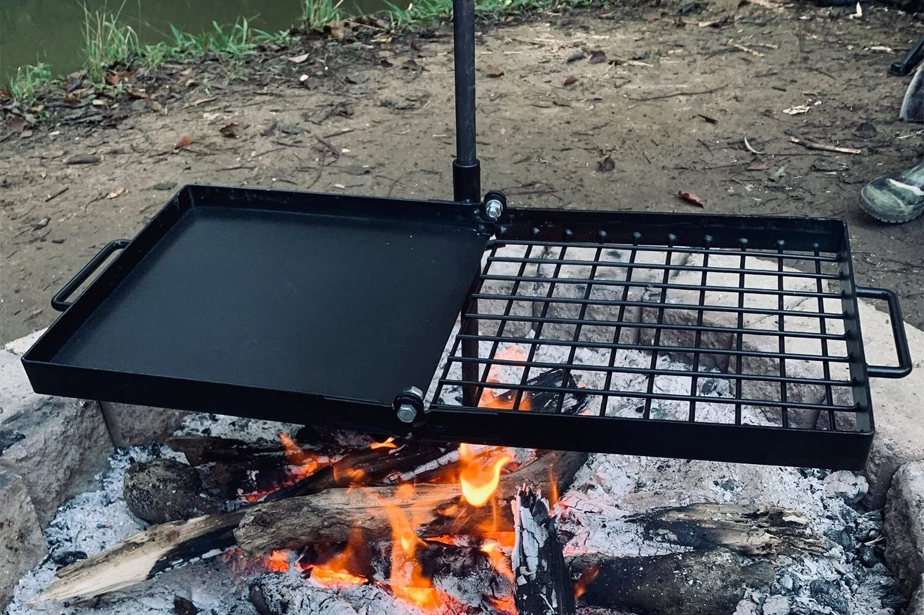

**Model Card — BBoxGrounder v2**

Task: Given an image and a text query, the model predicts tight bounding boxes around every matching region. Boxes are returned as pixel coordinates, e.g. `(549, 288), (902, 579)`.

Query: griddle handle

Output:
(856, 287), (913, 379)
(52, 239), (130, 312)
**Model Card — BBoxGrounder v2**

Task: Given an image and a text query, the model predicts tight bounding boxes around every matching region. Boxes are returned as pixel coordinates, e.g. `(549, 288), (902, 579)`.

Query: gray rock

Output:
(123, 458), (222, 524)
(908, 581), (924, 615)
(762, 595), (790, 615)
(884, 462), (924, 596)
(0, 468), (47, 610)
(0, 349), (112, 525)
(825, 470), (869, 504)
(99, 401), (190, 447)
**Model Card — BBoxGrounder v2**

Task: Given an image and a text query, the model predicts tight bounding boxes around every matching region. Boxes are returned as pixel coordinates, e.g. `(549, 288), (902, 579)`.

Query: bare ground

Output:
(2, 1), (924, 344)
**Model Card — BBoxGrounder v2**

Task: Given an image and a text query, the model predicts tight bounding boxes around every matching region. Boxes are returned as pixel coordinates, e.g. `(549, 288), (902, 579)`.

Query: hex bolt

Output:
(485, 199), (504, 221)
(395, 386), (423, 424)
(396, 402), (418, 424)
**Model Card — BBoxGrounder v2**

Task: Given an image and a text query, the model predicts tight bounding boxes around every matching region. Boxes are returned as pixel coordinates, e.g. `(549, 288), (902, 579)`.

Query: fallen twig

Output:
(45, 187), (69, 202)
(789, 136), (861, 155)
(628, 84), (727, 101)
(729, 43), (764, 57)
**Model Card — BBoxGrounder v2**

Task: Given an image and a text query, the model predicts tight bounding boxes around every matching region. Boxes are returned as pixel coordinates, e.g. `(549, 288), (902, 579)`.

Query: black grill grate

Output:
(430, 228), (871, 442)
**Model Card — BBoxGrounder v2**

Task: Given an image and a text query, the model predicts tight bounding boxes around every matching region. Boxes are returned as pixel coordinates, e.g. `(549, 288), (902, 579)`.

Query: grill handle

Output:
(52, 239), (130, 312)
(856, 286), (913, 379)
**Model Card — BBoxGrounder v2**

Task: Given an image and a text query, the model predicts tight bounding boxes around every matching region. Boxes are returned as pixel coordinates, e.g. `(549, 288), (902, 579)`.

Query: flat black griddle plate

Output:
(24, 186), (491, 427)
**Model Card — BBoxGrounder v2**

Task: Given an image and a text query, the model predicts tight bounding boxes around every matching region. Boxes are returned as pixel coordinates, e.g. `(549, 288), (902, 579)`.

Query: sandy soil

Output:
(2, 1), (924, 345)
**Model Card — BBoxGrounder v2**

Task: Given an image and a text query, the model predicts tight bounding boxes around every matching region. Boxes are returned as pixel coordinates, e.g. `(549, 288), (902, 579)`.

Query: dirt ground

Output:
(2, 1), (924, 345)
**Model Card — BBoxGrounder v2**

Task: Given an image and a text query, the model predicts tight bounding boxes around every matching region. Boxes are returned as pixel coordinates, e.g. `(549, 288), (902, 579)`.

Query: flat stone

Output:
(0, 347), (112, 525)
(99, 401), (190, 447)
(884, 461), (924, 596)
(0, 468), (47, 610)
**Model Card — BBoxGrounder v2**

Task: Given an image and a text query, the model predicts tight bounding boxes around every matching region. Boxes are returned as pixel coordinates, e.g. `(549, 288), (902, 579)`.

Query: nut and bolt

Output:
(484, 199), (504, 221)
(396, 386), (423, 424)
(396, 402), (418, 424)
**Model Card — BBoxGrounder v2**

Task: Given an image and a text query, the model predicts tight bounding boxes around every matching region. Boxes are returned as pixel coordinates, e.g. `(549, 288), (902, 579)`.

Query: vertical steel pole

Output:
(452, 0), (481, 204)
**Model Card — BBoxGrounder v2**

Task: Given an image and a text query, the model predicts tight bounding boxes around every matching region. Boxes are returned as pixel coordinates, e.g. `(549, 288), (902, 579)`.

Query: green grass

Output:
(303, 0), (344, 31)
(82, 6), (140, 81)
(7, 62), (53, 106)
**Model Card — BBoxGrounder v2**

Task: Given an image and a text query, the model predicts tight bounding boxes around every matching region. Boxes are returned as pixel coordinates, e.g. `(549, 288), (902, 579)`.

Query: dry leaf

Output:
(145, 99), (163, 112)
(219, 122), (241, 138)
(5, 116), (27, 134)
(677, 191), (705, 207)
(105, 71), (131, 86)
(589, 50), (607, 64)
(747, 161), (769, 171)
(564, 75), (579, 86)
(191, 96), (217, 106)
(174, 135), (194, 150)
(91, 99), (108, 107)
(288, 53), (310, 63)
(783, 105), (810, 115)
(485, 65), (505, 78)
(107, 187), (125, 199)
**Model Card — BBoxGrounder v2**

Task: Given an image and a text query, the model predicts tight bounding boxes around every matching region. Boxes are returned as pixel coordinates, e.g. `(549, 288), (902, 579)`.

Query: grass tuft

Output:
(303, 0), (344, 31)
(82, 6), (140, 81)
(7, 63), (53, 106)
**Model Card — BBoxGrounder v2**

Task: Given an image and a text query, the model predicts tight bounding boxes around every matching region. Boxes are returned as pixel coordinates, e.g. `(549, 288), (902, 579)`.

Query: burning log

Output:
(512, 487), (575, 615)
(38, 448), (586, 602)
(236, 449), (586, 555)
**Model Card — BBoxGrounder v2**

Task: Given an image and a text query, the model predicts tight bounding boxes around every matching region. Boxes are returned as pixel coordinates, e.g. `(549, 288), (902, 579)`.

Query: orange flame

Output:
(241, 433), (329, 502)
(383, 485), (446, 611)
(459, 444), (513, 507)
(488, 595), (518, 615)
(481, 539), (514, 581)
(301, 529), (369, 588)
(574, 565), (599, 599)
(371, 437), (398, 450)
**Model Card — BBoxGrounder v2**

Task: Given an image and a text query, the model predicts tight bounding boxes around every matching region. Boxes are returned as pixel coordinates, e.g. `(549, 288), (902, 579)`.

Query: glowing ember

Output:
(488, 595), (518, 615)
(264, 550), (291, 573)
(383, 485), (446, 611)
(574, 565), (600, 599)
(300, 529), (369, 588)
(370, 437), (398, 450)
(458, 444), (513, 507)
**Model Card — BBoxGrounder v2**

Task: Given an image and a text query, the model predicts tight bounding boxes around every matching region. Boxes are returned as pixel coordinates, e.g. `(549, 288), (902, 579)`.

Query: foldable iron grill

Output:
(21, 0), (911, 471)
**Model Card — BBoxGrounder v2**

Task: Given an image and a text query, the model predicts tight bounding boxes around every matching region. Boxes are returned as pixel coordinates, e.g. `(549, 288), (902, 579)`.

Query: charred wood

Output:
(512, 487), (574, 615)
(628, 503), (831, 556)
(570, 550), (775, 615)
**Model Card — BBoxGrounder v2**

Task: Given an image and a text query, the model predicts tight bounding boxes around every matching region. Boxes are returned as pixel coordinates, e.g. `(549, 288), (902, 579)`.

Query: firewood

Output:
(166, 436), (286, 466)
(238, 449), (587, 555)
(36, 511), (245, 601)
(512, 487), (575, 615)
(570, 550), (775, 615)
(38, 450), (586, 602)
(628, 502), (832, 556)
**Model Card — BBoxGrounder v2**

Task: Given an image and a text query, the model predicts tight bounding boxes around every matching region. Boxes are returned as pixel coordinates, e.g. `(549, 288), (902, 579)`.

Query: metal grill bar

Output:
(432, 227), (870, 444)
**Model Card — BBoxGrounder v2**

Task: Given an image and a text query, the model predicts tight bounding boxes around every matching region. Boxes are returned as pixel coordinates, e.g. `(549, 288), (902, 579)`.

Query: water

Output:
(0, 0), (390, 82)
